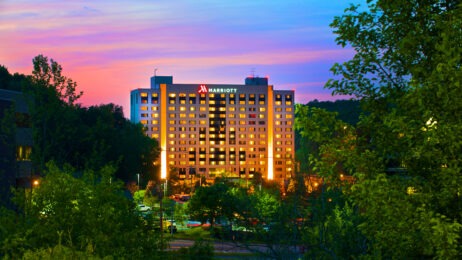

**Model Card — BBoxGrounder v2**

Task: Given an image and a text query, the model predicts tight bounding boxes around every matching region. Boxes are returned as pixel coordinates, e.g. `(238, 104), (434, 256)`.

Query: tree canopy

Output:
(316, 0), (462, 258)
(0, 55), (160, 183)
(0, 162), (163, 258)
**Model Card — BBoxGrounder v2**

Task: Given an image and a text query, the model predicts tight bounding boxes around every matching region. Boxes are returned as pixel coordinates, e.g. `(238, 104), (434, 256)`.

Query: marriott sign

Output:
(197, 85), (237, 94)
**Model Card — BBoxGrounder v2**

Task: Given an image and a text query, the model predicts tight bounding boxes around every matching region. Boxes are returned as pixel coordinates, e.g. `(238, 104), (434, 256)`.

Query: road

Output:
(169, 239), (269, 254)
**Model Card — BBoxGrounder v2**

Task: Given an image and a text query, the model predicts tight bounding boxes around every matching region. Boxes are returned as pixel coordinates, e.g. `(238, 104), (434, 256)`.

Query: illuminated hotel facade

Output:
(130, 75), (295, 182)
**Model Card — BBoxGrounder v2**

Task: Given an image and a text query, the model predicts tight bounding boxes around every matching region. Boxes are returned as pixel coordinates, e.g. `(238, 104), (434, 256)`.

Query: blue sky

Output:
(0, 0), (365, 116)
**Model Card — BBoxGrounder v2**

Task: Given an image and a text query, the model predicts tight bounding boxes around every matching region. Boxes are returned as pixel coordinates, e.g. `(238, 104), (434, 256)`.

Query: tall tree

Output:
(27, 55), (82, 172)
(325, 1), (462, 258)
(25, 55), (159, 182)
(31, 55), (82, 105)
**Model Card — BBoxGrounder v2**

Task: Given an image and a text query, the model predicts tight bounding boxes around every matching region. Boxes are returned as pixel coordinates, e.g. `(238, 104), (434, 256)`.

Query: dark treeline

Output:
(0, 59), (159, 185)
(0, 56), (165, 258)
(306, 99), (361, 126)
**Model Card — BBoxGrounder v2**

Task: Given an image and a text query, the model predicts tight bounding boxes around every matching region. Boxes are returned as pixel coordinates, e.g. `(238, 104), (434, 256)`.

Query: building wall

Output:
(0, 89), (34, 207)
(130, 76), (294, 182)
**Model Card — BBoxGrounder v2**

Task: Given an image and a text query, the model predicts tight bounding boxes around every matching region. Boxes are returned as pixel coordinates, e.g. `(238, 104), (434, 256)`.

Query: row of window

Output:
(168, 152), (293, 159)
(166, 140), (293, 145)
(140, 92), (293, 104)
(149, 126), (293, 132)
(140, 119), (293, 126)
(140, 106), (293, 112)
(140, 113), (293, 120)
(166, 133), (293, 139)
(170, 161), (267, 166)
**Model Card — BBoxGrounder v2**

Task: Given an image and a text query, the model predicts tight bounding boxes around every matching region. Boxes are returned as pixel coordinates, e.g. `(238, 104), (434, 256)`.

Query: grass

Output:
(172, 227), (214, 240)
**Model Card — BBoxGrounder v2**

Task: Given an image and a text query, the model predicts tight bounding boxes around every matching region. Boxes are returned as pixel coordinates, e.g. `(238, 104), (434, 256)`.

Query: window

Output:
(141, 106), (148, 111)
(141, 92), (148, 104)
(189, 94), (197, 104)
(151, 93), (159, 104)
(16, 146), (31, 161)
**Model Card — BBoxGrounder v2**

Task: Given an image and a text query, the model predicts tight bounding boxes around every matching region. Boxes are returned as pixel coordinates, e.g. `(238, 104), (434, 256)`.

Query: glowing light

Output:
(198, 85), (208, 94)
(267, 85), (274, 180)
(160, 84), (167, 179)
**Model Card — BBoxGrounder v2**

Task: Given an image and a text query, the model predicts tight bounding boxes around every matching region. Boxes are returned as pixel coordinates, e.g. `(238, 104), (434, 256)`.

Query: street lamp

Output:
(137, 173), (140, 188)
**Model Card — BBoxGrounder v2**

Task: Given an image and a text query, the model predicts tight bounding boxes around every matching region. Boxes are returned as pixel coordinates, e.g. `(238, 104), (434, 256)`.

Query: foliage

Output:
(187, 182), (233, 226)
(20, 54), (159, 182)
(0, 65), (31, 92)
(295, 103), (365, 258)
(321, 0), (462, 258)
(176, 239), (214, 260)
(31, 55), (82, 105)
(0, 103), (16, 208)
(305, 99), (361, 126)
(0, 162), (163, 258)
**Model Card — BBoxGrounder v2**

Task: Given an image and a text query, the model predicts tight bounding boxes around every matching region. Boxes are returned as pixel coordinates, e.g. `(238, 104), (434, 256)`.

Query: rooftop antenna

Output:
(154, 68), (158, 76)
(250, 68), (256, 78)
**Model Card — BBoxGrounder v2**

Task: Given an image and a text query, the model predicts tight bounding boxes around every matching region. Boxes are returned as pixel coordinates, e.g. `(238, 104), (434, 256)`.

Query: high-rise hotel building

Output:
(130, 75), (295, 182)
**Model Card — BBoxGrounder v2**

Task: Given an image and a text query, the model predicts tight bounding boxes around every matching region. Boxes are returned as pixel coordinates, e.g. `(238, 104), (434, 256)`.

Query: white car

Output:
(137, 204), (151, 212)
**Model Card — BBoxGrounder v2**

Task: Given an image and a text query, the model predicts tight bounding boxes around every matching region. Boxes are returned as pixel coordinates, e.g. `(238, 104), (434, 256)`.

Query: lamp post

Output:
(159, 181), (164, 250)
(137, 173), (140, 188)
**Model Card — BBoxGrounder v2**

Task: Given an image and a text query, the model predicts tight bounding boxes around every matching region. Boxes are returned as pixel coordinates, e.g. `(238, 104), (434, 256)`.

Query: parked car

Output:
(137, 204), (151, 212)
(186, 220), (202, 228)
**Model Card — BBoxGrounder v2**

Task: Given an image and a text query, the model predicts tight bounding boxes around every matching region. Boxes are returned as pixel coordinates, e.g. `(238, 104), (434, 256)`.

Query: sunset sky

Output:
(0, 0), (363, 117)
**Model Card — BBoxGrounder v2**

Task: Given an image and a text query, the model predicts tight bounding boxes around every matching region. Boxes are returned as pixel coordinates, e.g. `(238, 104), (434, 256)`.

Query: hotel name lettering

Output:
(198, 85), (237, 94)
(209, 88), (237, 93)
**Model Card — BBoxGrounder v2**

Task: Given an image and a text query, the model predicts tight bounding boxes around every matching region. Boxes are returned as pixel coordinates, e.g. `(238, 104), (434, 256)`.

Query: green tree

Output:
(295, 104), (365, 258)
(0, 162), (163, 258)
(26, 55), (83, 172)
(24, 55), (159, 182)
(31, 55), (82, 105)
(187, 182), (233, 227)
(324, 1), (462, 258)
